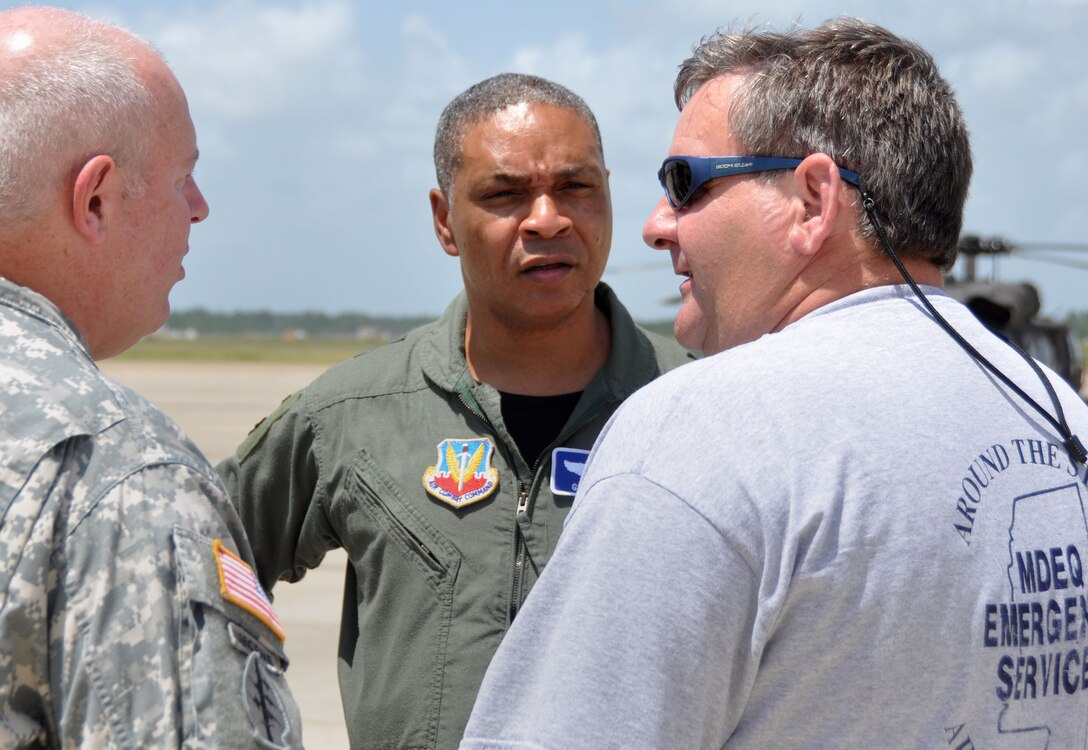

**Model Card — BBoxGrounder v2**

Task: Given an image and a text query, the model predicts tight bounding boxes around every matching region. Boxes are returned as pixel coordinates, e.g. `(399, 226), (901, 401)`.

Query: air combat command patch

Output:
(423, 437), (499, 508)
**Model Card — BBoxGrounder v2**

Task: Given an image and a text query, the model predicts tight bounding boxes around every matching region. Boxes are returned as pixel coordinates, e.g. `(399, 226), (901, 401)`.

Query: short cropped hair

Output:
(0, 13), (155, 228)
(676, 17), (972, 268)
(433, 72), (604, 201)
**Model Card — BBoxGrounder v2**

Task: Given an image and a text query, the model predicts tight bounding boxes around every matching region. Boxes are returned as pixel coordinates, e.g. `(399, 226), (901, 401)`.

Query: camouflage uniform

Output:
(0, 277), (303, 749)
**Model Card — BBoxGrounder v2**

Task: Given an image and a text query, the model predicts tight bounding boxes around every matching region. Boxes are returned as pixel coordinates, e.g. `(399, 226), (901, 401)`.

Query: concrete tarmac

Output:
(100, 360), (351, 750)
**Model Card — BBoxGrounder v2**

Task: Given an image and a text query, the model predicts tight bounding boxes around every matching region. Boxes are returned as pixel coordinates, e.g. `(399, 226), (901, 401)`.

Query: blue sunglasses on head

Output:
(658, 155), (863, 209)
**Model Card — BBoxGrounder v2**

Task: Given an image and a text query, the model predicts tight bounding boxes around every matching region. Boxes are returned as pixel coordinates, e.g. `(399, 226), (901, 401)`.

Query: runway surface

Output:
(99, 360), (351, 750)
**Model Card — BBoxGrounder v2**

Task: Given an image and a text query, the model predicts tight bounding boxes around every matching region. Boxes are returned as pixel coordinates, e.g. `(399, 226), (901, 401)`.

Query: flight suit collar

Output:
(417, 283), (664, 415)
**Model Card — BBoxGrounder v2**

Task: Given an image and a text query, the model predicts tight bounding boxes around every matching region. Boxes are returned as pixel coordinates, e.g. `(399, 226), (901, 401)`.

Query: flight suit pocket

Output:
(172, 527), (303, 749)
(336, 449), (462, 749)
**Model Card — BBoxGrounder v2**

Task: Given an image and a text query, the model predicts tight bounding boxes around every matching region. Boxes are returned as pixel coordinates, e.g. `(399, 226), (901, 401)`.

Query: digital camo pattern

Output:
(0, 278), (303, 749)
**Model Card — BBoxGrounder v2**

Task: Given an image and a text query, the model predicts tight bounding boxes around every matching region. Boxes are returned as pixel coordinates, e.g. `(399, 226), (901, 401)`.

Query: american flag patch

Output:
(214, 540), (285, 641)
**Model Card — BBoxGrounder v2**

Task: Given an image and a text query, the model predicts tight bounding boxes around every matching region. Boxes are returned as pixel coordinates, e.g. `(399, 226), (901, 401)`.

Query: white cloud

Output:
(145, 0), (363, 119)
(323, 14), (473, 181)
(381, 13), (473, 146)
(60, 0), (1088, 318)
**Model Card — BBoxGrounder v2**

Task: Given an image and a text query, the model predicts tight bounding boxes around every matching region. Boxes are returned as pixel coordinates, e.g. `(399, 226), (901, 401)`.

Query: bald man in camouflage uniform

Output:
(0, 7), (302, 748)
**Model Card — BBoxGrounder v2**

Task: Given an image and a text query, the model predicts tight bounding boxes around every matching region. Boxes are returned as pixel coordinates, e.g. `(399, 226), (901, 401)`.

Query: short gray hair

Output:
(676, 17), (972, 268)
(433, 73), (604, 199)
(0, 13), (156, 228)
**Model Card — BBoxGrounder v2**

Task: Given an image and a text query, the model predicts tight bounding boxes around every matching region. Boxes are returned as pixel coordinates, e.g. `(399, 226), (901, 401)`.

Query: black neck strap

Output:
(860, 190), (1087, 466)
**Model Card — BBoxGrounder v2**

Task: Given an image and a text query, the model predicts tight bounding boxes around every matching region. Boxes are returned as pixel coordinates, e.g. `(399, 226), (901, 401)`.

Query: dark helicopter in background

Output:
(946, 235), (1086, 396)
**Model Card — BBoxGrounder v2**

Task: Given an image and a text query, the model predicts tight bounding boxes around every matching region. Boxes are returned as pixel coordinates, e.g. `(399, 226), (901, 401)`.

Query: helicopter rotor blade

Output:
(959, 235), (1088, 257)
(997, 252), (1088, 273)
(1014, 242), (1088, 253)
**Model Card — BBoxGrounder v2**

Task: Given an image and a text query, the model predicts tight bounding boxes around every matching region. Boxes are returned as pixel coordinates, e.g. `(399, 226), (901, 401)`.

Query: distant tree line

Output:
(166, 307), (1082, 347)
(165, 308), (435, 340)
(165, 307), (680, 342)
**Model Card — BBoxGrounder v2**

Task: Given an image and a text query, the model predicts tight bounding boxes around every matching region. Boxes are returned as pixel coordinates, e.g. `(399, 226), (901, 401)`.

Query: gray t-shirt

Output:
(461, 285), (1088, 749)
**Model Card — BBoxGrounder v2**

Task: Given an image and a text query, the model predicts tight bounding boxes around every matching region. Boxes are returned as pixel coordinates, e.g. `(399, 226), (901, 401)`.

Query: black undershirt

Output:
(499, 390), (583, 466)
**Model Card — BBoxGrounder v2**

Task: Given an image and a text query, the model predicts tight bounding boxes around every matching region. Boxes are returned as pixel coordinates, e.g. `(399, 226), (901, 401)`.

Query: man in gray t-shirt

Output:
(461, 17), (1088, 749)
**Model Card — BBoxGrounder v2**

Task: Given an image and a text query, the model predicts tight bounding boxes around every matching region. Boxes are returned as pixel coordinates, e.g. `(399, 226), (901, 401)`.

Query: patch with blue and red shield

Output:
(550, 447), (590, 496)
(422, 438), (500, 508)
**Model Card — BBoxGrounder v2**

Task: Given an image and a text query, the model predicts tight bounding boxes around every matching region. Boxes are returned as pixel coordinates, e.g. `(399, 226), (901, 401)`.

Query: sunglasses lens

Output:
(661, 159), (692, 207)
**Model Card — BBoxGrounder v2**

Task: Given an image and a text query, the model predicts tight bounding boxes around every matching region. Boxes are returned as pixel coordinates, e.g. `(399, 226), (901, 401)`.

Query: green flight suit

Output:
(218, 284), (693, 749)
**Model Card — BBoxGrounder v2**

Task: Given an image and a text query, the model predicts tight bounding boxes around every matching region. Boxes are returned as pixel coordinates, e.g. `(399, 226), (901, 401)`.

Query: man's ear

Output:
(787, 153), (843, 257)
(71, 155), (120, 244)
(429, 188), (459, 258)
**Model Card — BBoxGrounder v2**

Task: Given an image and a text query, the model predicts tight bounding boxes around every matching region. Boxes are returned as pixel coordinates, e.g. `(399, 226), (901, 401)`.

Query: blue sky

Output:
(21, 0), (1088, 320)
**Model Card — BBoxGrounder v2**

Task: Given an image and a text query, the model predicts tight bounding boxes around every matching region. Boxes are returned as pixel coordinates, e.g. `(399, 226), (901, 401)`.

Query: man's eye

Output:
(481, 189), (519, 200)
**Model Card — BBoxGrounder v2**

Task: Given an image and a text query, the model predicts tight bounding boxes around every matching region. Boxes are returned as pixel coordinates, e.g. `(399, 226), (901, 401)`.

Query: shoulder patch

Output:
(236, 390), (302, 463)
(214, 539), (285, 641)
(242, 651), (292, 747)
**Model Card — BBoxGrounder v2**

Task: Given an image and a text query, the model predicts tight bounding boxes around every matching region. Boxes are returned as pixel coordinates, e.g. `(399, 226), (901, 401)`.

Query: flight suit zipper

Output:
(509, 481), (530, 622)
(457, 385), (532, 623)
(507, 401), (609, 621)
(459, 381), (613, 621)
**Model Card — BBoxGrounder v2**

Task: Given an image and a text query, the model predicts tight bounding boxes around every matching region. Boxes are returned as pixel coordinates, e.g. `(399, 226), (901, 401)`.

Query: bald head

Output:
(0, 6), (208, 360)
(0, 6), (164, 229)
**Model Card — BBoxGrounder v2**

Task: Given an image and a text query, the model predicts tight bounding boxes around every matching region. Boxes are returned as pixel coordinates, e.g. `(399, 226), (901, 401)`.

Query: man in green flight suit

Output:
(218, 72), (693, 749)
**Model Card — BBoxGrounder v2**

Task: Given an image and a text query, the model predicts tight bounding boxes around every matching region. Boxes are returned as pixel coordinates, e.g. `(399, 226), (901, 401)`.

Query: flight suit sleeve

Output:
(217, 389), (337, 592)
(57, 463), (304, 749)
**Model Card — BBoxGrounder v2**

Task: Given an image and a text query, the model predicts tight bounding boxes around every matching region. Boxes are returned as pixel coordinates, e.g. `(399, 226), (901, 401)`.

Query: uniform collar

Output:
(419, 282), (662, 409)
(0, 275), (92, 359)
